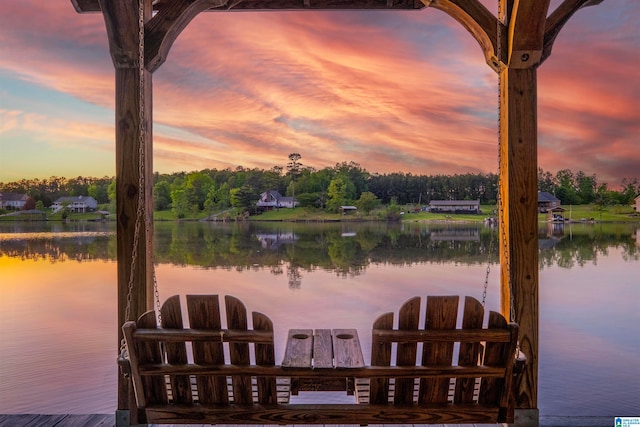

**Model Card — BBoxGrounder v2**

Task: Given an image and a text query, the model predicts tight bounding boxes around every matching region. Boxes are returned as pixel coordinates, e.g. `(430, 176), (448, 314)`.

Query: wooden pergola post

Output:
(98, 0), (155, 423)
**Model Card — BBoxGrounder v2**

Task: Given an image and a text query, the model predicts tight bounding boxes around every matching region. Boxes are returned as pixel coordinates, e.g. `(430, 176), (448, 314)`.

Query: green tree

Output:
(153, 181), (172, 210)
(230, 185), (257, 212)
(356, 191), (380, 214)
(171, 188), (189, 218)
(326, 177), (350, 212)
(286, 153), (302, 208)
(35, 200), (45, 211)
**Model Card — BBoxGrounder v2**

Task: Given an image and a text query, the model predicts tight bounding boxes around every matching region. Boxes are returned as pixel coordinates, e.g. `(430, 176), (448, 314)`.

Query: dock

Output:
(0, 414), (613, 427)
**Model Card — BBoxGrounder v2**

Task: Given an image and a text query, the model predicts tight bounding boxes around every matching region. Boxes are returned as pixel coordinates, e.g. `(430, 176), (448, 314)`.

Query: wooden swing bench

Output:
(122, 294), (524, 425)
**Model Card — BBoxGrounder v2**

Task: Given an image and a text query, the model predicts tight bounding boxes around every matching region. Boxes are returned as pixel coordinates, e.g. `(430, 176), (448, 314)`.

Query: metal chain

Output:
(496, 0), (515, 325)
(123, 0), (161, 328)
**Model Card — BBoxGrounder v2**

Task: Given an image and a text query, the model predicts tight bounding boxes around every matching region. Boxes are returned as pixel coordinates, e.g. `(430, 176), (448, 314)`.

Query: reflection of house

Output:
(429, 228), (480, 241)
(538, 191), (561, 213)
(256, 231), (298, 250)
(51, 196), (98, 213)
(256, 190), (298, 210)
(428, 200), (480, 214)
(0, 192), (28, 210)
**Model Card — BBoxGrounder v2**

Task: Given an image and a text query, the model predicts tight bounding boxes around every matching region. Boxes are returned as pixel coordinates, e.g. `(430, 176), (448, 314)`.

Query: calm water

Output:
(0, 220), (638, 416)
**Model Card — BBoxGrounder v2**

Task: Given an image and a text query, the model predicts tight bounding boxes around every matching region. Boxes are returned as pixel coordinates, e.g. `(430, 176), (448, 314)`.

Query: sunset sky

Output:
(1, 1), (638, 188)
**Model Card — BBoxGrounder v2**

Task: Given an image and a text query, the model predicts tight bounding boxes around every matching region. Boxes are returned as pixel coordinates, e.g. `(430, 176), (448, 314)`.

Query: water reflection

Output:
(0, 221), (638, 415)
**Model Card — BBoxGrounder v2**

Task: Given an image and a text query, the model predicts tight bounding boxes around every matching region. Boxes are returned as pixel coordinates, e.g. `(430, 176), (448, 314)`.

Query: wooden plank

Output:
(313, 329), (333, 368)
(455, 296), (485, 403)
(135, 310), (168, 406)
(159, 295), (192, 404)
(187, 294), (228, 404)
(394, 296), (420, 404)
(479, 311), (509, 407)
(144, 403), (501, 425)
(419, 295), (458, 404)
(368, 311), (393, 404)
(332, 329), (364, 368)
(499, 65), (539, 410)
(281, 329), (313, 368)
(253, 311), (277, 404)
(225, 295), (253, 404)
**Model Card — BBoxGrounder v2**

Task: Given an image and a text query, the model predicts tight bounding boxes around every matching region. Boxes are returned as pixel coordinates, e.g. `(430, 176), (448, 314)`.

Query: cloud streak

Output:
(0, 2), (638, 187)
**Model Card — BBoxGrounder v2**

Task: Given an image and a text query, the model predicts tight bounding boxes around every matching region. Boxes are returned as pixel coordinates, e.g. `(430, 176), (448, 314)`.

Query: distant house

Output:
(428, 200), (480, 214)
(634, 195), (640, 213)
(51, 196), (98, 213)
(0, 192), (28, 210)
(538, 191), (561, 213)
(339, 206), (357, 215)
(256, 190), (298, 210)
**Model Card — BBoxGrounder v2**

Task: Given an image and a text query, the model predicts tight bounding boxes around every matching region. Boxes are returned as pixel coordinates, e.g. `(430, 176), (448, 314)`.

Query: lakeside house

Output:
(428, 200), (480, 214)
(256, 190), (298, 210)
(51, 196), (98, 213)
(538, 191), (561, 212)
(0, 192), (28, 210)
(634, 194), (640, 212)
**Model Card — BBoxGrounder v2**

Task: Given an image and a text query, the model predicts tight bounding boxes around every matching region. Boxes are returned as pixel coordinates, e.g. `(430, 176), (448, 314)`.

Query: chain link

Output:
(123, 0), (161, 328)
(494, 0), (515, 327)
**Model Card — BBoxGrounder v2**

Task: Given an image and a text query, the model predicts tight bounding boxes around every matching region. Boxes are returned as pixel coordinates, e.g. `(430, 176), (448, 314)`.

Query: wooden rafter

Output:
(542, 0), (604, 64)
(506, 0), (550, 68)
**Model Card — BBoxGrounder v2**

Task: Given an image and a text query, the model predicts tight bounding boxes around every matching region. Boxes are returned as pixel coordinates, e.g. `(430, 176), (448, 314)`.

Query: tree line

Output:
(1, 160), (638, 215)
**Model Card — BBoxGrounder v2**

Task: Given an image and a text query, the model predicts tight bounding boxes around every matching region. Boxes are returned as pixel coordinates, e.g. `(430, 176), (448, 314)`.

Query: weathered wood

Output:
(187, 294), (228, 404)
(143, 403), (502, 424)
(542, 0), (603, 63)
(395, 296), (420, 404)
(225, 295), (253, 404)
(160, 296), (192, 404)
(332, 329), (365, 368)
(252, 311), (278, 404)
(454, 296), (484, 403)
(506, 0), (550, 68)
(499, 64), (539, 411)
(282, 329), (313, 368)
(419, 295), (458, 404)
(369, 311), (393, 404)
(313, 329), (333, 368)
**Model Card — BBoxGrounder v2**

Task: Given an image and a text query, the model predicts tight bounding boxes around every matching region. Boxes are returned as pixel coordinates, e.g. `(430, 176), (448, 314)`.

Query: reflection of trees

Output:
(1, 222), (638, 277)
(538, 224), (639, 269)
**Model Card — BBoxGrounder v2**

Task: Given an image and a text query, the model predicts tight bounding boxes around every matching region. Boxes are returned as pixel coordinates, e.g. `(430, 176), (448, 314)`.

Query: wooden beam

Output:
(426, 0), (505, 72)
(507, 0), (550, 68)
(98, 0), (155, 417)
(499, 65), (539, 411)
(145, 0), (227, 72)
(542, 0), (603, 64)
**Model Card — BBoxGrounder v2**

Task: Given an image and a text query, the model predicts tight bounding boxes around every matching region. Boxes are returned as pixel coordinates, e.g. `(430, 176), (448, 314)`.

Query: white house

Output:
(256, 190), (298, 210)
(0, 192), (28, 210)
(428, 200), (480, 214)
(51, 196), (98, 213)
(634, 194), (640, 213)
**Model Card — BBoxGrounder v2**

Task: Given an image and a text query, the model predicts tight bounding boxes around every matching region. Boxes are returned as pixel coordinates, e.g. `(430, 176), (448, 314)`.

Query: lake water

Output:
(0, 220), (638, 416)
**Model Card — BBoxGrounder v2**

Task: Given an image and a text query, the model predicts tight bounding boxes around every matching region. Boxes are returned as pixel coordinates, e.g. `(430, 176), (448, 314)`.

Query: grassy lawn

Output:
(1, 204), (638, 222)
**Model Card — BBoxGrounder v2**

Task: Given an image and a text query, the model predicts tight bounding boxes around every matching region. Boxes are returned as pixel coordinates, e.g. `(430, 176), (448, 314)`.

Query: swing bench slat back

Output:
(122, 294), (523, 425)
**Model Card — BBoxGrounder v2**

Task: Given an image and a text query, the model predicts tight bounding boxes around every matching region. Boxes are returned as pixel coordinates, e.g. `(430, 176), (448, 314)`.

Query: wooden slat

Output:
(136, 363), (507, 378)
(372, 328), (512, 343)
(252, 311), (277, 404)
(225, 295), (252, 404)
(131, 328), (273, 343)
(369, 311), (393, 404)
(332, 329), (364, 368)
(394, 296), (420, 404)
(136, 310), (168, 406)
(313, 329), (333, 368)
(479, 311), (509, 407)
(281, 329), (313, 368)
(160, 295), (192, 404)
(187, 294), (228, 404)
(419, 295), (458, 404)
(144, 402), (501, 425)
(455, 296), (484, 403)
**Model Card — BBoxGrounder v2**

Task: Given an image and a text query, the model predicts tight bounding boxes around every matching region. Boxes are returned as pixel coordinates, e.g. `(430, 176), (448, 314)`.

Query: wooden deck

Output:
(0, 414), (613, 427)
